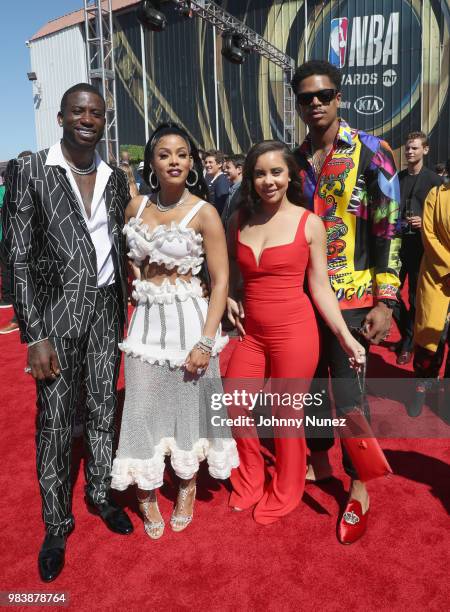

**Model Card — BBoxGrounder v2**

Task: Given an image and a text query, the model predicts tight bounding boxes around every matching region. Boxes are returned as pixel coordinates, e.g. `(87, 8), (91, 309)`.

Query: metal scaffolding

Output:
(172, 0), (296, 147)
(84, 0), (119, 163)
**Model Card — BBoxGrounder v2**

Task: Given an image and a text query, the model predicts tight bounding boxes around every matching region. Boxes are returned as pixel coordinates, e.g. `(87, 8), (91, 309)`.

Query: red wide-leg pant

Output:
(224, 325), (319, 525)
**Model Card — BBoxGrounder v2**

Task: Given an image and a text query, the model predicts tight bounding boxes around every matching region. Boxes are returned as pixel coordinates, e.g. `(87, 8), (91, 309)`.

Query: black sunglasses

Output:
(296, 89), (338, 106)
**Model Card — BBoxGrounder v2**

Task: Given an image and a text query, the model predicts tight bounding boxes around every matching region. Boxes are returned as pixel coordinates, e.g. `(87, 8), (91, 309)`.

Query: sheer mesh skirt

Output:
(111, 356), (239, 491)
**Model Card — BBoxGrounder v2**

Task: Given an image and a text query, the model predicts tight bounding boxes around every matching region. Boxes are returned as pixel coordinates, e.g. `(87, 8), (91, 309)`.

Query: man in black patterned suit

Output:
(2, 83), (133, 582)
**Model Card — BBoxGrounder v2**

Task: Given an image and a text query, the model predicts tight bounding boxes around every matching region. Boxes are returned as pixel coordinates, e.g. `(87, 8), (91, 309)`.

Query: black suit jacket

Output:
(206, 173), (230, 216)
(398, 167), (443, 217)
(2, 148), (130, 343)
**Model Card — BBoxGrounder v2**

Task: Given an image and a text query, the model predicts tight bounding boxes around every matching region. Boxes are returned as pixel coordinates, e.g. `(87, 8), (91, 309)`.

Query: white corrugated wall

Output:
(29, 26), (88, 150)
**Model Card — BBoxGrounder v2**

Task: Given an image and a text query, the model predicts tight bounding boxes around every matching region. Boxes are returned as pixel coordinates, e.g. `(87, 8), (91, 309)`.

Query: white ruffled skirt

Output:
(111, 277), (238, 491)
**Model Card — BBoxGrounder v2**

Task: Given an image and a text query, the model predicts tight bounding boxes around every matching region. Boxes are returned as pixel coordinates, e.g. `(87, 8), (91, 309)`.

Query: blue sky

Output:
(1, 1), (83, 160)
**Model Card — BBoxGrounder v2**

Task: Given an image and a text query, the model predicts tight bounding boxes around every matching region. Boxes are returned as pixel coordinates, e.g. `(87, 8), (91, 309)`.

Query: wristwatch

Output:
(377, 299), (396, 310)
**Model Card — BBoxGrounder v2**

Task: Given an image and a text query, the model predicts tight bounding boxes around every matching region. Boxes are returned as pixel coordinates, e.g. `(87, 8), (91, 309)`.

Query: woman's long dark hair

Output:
(238, 140), (304, 225)
(143, 122), (209, 201)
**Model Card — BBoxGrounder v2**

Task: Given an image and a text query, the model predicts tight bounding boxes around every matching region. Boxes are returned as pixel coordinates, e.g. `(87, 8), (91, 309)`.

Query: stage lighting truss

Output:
(137, 0), (168, 31)
(84, 0), (119, 164)
(171, 0), (296, 147)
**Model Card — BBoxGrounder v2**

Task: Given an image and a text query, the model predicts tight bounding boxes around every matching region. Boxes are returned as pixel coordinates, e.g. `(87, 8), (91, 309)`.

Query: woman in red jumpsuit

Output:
(225, 141), (365, 525)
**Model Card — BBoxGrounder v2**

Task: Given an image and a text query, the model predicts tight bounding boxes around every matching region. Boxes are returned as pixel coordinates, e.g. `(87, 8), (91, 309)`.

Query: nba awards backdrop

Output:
(108, 0), (450, 166)
(28, 0), (450, 165)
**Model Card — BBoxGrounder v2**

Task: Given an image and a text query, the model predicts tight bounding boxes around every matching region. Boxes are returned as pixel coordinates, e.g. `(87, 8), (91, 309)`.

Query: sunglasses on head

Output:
(296, 89), (338, 106)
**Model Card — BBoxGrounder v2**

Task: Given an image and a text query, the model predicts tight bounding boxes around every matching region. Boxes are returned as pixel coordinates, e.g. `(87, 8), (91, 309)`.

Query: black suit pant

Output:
(36, 285), (122, 536)
(392, 238), (422, 352)
(305, 308), (371, 479)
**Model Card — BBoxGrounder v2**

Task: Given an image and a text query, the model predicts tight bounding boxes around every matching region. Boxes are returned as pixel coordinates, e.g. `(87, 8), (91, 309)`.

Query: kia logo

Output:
(354, 95), (385, 115)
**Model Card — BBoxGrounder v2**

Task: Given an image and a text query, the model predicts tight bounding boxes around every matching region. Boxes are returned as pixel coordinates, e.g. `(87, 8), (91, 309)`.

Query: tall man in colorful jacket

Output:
(292, 60), (401, 544)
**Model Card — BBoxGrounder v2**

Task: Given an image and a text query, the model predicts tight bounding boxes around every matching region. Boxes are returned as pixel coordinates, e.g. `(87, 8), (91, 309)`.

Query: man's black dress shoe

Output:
(38, 534), (66, 582)
(86, 497), (133, 535)
(407, 388), (425, 417)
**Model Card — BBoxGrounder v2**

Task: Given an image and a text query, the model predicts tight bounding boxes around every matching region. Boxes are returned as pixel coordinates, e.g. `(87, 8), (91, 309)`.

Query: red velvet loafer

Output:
(337, 500), (369, 545)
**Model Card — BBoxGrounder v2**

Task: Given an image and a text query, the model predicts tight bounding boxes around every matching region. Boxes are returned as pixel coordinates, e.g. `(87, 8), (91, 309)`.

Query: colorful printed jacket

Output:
(294, 119), (401, 310)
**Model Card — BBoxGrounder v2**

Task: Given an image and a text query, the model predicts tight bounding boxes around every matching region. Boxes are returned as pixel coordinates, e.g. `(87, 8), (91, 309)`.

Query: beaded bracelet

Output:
(194, 335), (215, 355)
(195, 343), (212, 355)
(199, 335), (215, 349)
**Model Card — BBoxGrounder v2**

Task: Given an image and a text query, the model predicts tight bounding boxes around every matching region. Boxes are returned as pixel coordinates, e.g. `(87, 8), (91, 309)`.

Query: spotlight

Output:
(137, 0), (167, 32)
(233, 34), (252, 54)
(175, 1), (193, 18)
(221, 31), (251, 65)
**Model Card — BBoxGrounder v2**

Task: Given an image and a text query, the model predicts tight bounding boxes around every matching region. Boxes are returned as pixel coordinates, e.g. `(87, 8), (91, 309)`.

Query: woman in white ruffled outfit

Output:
(111, 124), (238, 538)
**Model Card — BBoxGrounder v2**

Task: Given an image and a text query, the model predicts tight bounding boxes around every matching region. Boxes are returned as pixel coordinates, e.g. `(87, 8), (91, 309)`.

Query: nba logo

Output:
(329, 18), (348, 68)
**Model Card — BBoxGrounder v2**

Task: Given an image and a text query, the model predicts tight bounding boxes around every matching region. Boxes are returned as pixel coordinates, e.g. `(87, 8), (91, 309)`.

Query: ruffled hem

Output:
(124, 217), (204, 274)
(119, 334), (229, 368)
(132, 276), (203, 305)
(111, 437), (239, 491)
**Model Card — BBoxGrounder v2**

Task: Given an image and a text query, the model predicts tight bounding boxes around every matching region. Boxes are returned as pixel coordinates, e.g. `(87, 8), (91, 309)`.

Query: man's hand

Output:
(409, 215), (422, 229)
(361, 303), (393, 345)
(27, 339), (61, 381)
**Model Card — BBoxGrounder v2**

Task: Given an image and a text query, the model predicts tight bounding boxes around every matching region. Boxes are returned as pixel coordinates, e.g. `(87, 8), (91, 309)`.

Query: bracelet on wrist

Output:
(195, 343), (212, 355)
(199, 335), (215, 349)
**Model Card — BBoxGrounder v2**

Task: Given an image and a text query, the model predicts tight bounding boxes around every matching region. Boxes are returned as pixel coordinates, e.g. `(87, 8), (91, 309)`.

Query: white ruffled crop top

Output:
(120, 195), (229, 366)
(124, 196), (205, 275)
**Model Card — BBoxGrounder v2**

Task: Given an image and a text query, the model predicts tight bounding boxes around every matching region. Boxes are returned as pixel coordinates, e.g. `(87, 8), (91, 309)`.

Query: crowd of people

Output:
(0, 59), (449, 584)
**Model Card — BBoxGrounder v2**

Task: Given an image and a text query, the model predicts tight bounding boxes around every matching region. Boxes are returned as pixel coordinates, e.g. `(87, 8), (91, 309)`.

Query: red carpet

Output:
(0, 305), (449, 611)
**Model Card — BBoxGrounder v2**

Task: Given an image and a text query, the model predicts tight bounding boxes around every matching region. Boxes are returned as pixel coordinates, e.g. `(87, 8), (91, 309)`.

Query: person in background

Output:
(198, 149), (207, 175)
(17, 151), (34, 160)
(221, 154), (245, 229)
(292, 60), (401, 544)
(137, 160), (151, 195)
(392, 132), (443, 365)
(0, 151), (33, 333)
(204, 150), (230, 216)
(411, 161), (450, 416)
(0, 171), (7, 308)
(445, 160), (450, 185)
(120, 150), (130, 166)
(434, 161), (446, 177)
(120, 162), (139, 198)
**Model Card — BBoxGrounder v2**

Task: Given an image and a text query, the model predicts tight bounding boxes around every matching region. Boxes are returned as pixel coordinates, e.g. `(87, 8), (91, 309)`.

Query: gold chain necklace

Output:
(311, 145), (333, 179)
